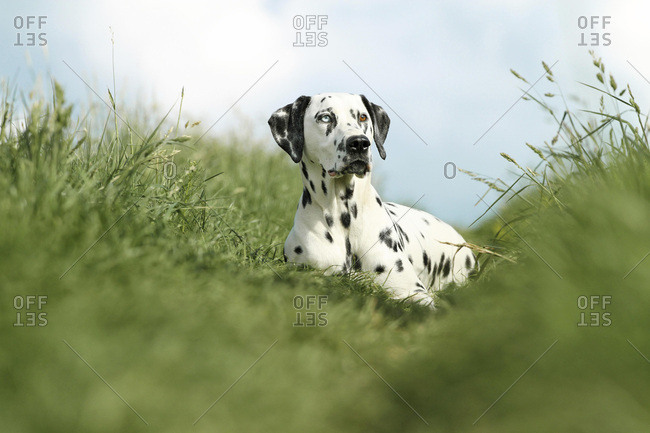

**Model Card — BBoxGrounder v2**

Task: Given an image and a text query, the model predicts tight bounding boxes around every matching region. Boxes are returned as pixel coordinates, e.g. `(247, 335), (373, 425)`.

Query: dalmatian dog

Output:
(268, 93), (476, 307)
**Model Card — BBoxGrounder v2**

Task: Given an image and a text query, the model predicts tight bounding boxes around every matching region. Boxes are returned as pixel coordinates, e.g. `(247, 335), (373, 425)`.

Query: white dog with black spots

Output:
(268, 93), (476, 307)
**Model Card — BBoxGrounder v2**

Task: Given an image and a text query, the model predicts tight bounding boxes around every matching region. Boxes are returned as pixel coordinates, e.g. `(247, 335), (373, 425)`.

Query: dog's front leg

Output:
(357, 248), (435, 308)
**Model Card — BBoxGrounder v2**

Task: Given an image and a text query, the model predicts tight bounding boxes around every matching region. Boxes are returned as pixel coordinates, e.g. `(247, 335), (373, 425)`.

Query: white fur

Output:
(273, 93), (476, 307)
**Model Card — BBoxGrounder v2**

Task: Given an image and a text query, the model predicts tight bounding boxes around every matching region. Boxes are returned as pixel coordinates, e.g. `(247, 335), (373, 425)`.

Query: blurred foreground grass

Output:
(1, 55), (650, 432)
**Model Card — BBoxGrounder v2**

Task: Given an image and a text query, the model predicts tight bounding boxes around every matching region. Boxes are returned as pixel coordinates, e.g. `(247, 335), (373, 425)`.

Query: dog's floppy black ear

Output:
(360, 94), (390, 160)
(268, 95), (311, 163)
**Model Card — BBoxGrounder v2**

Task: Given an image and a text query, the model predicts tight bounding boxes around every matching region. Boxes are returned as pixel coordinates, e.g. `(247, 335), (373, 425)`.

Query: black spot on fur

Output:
(325, 231), (333, 243)
(283, 253), (288, 262)
(377, 227), (402, 252)
(378, 228), (393, 248)
(395, 259), (404, 272)
(310, 180), (315, 192)
(325, 214), (334, 227)
(301, 162), (309, 179)
(408, 255), (413, 264)
(342, 186), (354, 201)
(375, 196), (382, 206)
(351, 254), (362, 271)
(395, 224), (409, 243)
(302, 188), (312, 208)
(345, 237), (351, 255)
(323, 108), (337, 137)
(465, 255), (472, 269)
(423, 252), (432, 274)
(437, 253), (446, 275)
(442, 258), (451, 277)
(341, 212), (351, 228)
(375, 265), (385, 273)
(321, 167), (326, 178)
(320, 97), (326, 102)
(350, 203), (358, 218)
(294, 246), (303, 254)
(321, 180), (328, 194)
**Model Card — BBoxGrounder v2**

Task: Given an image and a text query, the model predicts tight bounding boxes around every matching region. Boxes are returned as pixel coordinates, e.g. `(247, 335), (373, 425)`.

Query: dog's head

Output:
(268, 93), (390, 177)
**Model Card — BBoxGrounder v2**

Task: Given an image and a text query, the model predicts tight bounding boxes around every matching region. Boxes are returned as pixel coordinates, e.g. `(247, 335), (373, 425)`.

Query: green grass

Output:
(2, 55), (650, 432)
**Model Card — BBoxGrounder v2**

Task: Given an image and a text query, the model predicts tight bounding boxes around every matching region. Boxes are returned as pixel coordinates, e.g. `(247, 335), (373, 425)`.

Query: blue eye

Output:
(319, 114), (332, 123)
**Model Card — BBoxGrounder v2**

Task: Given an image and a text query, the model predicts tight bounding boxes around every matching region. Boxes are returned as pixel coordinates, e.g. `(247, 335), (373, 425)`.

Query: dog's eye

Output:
(318, 114), (332, 123)
(359, 114), (368, 122)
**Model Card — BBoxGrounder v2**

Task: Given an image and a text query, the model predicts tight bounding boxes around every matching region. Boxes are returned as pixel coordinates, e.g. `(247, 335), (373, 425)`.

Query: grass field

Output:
(2, 56), (650, 432)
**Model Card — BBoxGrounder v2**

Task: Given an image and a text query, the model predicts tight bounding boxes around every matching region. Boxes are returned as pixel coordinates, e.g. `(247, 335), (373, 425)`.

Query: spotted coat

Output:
(269, 93), (476, 308)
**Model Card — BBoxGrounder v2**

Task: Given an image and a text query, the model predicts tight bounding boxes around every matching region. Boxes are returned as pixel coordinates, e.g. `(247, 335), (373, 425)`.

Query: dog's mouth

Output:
(329, 159), (371, 178)
(343, 160), (369, 175)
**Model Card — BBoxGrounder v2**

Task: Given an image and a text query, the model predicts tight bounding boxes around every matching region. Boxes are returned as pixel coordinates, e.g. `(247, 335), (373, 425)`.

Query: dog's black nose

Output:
(346, 135), (371, 154)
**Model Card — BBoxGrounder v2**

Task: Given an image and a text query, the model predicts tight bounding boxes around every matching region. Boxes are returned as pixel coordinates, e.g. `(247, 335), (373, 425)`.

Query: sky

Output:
(2, 0), (649, 226)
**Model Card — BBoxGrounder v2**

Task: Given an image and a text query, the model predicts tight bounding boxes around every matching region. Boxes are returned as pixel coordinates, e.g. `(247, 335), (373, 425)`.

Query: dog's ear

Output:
(268, 95), (311, 163)
(360, 94), (389, 160)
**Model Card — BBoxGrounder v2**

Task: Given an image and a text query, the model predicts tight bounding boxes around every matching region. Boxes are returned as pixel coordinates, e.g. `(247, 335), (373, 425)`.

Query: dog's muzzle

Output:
(340, 135), (371, 176)
(346, 135), (371, 154)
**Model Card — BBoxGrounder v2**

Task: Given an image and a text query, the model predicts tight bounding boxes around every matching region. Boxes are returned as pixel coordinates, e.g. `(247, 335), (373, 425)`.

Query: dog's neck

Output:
(298, 158), (373, 216)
